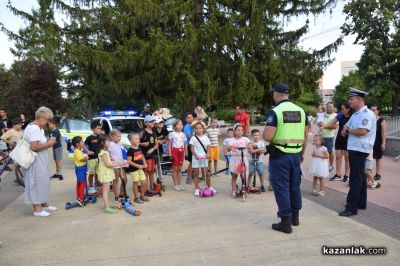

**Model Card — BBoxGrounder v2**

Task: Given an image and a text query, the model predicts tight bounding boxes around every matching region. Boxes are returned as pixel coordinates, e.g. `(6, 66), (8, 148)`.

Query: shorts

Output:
(53, 147), (63, 161)
(186, 148), (192, 163)
(373, 145), (383, 159)
(75, 165), (87, 182)
(144, 158), (156, 173)
(249, 161), (264, 176)
(334, 136), (348, 151)
(229, 155), (249, 176)
(209, 146), (220, 161)
(192, 157), (208, 169)
(365, 159), (373, 170)
(88, 159), (99, 175)
(171, 147), (185, 166)
(324, 138), (334, 152)
(128, 169), (146, 182)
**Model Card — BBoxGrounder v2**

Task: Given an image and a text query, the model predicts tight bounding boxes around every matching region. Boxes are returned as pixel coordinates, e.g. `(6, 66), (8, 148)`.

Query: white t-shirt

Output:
(24, 124), (46, 144)
(189, 135), (211, 159)
(228, 137), (251, 157)
(170, 131), (186, 148)
(248, 140), (265, 162)
(223, 137), (234, 155)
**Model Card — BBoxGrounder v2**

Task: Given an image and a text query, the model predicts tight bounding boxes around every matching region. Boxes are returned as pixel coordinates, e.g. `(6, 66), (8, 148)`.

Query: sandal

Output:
(231, 191), (237, 198)
(104, 207), (117, 214)
(312, 190), (318, 196)
(317, 191), (326, 196)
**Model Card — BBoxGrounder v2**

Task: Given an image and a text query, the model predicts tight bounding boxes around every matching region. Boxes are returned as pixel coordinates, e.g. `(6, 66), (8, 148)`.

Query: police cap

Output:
(272, 83), (289, 93)
(349, 87), (368, 98)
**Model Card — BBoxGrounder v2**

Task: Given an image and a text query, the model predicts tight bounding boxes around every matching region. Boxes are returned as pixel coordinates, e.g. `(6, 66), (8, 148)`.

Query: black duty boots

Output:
(291, 211), (299, 226)
(272, 217), (292, 234)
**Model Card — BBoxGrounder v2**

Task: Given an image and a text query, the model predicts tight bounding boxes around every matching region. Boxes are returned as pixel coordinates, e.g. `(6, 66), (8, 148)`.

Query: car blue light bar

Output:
(99, 110), (137, 116)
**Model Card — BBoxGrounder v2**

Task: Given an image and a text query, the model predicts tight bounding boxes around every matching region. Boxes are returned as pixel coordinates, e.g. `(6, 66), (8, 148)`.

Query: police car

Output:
(60, 110), (144, 158)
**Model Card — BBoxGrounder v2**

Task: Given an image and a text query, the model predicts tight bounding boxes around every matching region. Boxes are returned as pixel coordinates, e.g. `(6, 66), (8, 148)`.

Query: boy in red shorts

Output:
(140, 115), (158, 196)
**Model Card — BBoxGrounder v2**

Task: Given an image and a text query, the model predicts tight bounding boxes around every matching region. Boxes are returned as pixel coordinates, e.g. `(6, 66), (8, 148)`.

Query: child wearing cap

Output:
(140, 115), (158, 196)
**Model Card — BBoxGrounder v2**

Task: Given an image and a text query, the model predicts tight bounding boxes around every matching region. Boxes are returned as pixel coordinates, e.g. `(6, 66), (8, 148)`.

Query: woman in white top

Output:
(24, 106), (57, 217)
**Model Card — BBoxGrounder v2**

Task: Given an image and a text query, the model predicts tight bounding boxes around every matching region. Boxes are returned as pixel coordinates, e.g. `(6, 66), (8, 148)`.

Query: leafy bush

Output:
(212, 108), (236, 122)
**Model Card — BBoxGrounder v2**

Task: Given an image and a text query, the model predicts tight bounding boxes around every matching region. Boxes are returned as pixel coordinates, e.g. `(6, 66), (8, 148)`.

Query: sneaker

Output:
(114, 197), (120, 204)
(104, 207), (117, 214)
(179, 185), (186, 191)
(76, 199), (85, 207)
(88, 187), (97, 194)
(58, 175), (64, 181)
(261, 185), (266, 192)
(51, 174), (58, 179)
(194, 189), (200, 196)
(329, 165), (334, 172)
(174, 185), (181, 191)
(186, 178), (193, 184)
(376, 183), (381, 188)
(231, 191), (237, 198)
(330, 175), (341, 181)
(374, 174), (382, 180)
(33, 210), (50, 217)
(342, 175), (349, 182)
(134, 198), (144, 204)
(144, 191), (153, 197)
(317, 191), (326, 197)
(268, 185), (274, 191)
(209, 187), (217, 194)
(42, 205), (58, 211)
(140, 195), (150, 202)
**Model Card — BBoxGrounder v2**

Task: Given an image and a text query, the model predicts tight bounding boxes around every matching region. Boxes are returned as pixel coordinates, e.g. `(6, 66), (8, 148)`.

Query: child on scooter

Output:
(72, 136), (88, 207)
(227, 124), (251, 198)
(248, 129), (266, 192)
(189, 121), (217, 196)
(97, 134), (127, 214)
(140, 115), (159, 197)
(127, 133), (150, 204)
(168, 120), (187, 191)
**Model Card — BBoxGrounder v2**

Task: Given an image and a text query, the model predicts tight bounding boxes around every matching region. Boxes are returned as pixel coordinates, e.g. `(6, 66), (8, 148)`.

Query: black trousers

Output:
(346, 150), (369, 213)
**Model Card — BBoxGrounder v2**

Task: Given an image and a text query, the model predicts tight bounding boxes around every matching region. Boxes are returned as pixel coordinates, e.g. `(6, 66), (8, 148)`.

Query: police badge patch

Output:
(361, 119), (368, 126)
(267, 115), (273, 123)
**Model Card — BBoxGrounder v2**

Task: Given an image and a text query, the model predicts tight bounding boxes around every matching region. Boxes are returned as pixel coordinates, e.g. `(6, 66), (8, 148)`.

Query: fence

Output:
(385, 116), (400, 137)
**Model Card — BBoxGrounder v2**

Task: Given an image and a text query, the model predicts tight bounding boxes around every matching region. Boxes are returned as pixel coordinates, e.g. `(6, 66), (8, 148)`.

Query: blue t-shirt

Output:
(183, 124), (193, 142)
(49, 129), (62, 149)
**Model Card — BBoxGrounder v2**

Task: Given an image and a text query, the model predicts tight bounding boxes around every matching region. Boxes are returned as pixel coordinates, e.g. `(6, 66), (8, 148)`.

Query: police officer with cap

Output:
(140, 103), (151, 118)
(339, 87), (376, 216)
(263, 83), (308, 234)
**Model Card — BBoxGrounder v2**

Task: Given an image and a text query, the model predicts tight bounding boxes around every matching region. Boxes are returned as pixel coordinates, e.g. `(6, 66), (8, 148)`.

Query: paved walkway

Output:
(1, 147), (400, 265)
(1, 126), (400, 265)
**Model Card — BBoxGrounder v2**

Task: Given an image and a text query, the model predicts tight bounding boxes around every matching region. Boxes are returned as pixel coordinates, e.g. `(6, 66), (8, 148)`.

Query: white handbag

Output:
(10, 140), (37, 169)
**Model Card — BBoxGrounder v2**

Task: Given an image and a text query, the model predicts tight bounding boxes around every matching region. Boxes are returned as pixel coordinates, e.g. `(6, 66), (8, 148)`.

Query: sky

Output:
(0, 0), (364, 90)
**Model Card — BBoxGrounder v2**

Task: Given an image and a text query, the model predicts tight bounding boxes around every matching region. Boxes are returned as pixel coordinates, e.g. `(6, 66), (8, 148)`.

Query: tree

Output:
(342, 0), (400, 116)
(3, 0), (342, 116)
(2, 58), (65, 118)
(333, 71), (364, 109)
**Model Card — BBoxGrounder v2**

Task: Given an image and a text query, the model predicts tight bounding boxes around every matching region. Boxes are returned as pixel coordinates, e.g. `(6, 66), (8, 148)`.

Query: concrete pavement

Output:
(0, 153), (399, 265)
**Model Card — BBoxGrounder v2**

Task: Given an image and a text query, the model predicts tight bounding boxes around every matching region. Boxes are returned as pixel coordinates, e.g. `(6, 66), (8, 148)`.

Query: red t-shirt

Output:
(234, 112), (250, 133)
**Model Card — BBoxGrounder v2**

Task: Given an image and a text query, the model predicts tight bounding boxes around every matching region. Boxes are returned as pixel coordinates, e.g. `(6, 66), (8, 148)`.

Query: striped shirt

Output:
(207, 127), (220, 147)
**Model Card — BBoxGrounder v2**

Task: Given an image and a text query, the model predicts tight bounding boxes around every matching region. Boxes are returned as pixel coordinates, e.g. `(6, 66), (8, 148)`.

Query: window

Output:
(109, 119), (143, 133)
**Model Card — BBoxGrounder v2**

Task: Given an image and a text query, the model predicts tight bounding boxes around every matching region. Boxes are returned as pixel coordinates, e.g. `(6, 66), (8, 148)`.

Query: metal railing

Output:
(385, 116), (400, 137)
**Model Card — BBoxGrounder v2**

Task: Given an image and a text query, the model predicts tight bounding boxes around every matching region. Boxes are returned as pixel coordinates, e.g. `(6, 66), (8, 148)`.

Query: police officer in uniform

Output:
(339, 87), (376, 216)
(263, 83), (308, 234)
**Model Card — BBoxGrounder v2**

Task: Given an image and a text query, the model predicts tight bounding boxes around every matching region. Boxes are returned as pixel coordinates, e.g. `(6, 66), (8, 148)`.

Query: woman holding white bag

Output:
(24, 106), (57, 217)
